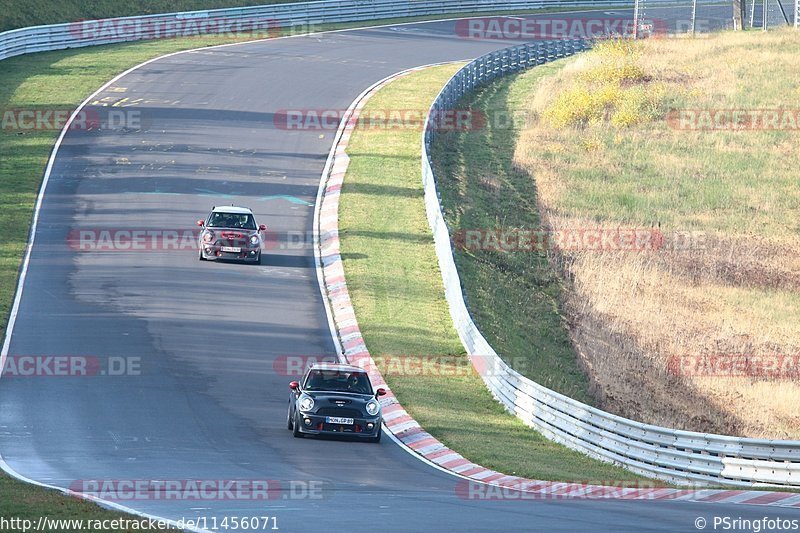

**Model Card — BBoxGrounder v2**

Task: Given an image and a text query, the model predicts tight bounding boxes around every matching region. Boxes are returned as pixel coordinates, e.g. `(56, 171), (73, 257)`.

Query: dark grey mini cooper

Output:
(288, 363), (385, 443)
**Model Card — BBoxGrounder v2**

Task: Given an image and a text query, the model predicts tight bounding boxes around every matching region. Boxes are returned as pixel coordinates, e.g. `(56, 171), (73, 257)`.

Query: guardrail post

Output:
(795, 0), (799, 27)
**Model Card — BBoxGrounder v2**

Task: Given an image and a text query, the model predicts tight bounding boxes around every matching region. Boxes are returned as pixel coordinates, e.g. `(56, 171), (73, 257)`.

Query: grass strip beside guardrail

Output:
(338, 63), (645, 483)
(431, 61), (596, 404)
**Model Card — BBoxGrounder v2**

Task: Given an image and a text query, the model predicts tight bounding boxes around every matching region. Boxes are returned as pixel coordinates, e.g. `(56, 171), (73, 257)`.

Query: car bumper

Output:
(200, 244), (260, 261)
(295, 414), (382, 438)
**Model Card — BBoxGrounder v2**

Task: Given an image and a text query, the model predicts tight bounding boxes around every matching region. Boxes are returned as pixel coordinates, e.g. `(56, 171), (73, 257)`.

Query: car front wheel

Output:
(292, 412), (304, 438)
(369, 426), (382, 443)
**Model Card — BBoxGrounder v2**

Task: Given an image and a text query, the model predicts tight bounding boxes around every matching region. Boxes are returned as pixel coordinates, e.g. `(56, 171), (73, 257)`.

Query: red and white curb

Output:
(312, 67), (800, 509)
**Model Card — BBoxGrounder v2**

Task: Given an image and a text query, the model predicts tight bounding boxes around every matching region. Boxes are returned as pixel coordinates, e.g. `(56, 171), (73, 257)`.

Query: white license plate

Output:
(221, 246), (241, 253)
(326, 417), (354, 425)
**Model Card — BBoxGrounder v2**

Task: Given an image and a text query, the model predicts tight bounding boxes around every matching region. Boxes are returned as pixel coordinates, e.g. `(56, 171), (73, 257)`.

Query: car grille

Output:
(316, 408), (363, 418)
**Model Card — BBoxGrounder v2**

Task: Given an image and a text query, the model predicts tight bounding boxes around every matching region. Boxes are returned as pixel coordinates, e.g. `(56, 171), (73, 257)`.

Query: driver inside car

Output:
(347, 374), (368, 394)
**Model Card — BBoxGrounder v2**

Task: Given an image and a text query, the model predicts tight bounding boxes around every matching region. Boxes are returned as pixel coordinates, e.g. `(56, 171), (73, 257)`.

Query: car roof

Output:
(211, 205), (253, 215)
(307, 363), (366, 373)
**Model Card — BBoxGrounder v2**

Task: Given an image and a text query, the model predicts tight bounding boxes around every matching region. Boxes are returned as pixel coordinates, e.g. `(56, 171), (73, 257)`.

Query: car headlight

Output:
(298, 395), (314, 412)
(202, 230), (214, 243)
(249, 234), (259, 246)
(366, 400), (380, 416)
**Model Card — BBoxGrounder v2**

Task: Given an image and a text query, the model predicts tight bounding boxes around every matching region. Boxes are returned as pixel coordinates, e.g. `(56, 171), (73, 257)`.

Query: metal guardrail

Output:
(0, 0), (673, 61)
(421, 39), (800, 488)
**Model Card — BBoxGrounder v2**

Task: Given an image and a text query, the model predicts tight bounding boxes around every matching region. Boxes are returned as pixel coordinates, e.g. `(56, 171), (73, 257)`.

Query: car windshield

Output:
(303, 370), (373, 395)
(207, 212), (256, 230)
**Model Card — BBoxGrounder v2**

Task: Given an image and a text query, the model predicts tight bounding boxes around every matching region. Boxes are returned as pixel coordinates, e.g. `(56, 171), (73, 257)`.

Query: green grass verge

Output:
(431, 61), (595, 404)
(0, 474), (181, 532)
(338, 63), (645, 483)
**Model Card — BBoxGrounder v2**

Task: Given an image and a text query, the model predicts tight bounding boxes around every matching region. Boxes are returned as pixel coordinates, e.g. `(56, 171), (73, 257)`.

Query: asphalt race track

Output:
(2, 9), (798, 532)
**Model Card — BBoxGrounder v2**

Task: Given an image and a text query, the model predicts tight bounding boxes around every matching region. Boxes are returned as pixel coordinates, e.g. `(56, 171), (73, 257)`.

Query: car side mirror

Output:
(196, 220), (204, 227)
(376, 388), (386, 397)
(289, 381), (299, 390)
(259, 224), (267, 231)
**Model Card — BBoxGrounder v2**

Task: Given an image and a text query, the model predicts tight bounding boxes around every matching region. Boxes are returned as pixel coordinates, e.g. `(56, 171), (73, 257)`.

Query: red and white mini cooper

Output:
(197, 206), (267, 264)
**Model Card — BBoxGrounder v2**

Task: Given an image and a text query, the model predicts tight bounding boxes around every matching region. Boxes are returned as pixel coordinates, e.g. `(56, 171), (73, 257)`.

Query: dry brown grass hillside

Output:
(514, 31), (800, 439)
